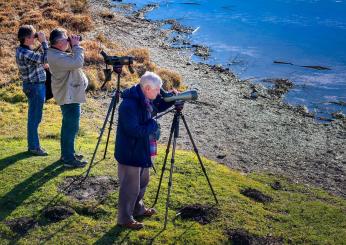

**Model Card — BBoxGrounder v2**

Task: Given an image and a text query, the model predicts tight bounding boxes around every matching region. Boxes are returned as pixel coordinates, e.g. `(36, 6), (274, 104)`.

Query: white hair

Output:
(140, 71), (162, 89)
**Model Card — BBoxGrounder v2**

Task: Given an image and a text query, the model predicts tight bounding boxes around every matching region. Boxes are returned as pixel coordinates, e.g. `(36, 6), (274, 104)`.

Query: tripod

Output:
(84, 65), (123, 178)
(151, 101), (218, 229)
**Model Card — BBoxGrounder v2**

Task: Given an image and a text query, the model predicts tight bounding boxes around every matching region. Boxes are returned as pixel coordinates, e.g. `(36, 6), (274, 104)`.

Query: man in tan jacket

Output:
(47, 28), (88, 168)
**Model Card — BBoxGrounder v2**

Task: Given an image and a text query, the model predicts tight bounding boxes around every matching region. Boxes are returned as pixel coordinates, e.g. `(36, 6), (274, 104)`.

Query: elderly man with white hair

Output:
(115, 71), (175, 230)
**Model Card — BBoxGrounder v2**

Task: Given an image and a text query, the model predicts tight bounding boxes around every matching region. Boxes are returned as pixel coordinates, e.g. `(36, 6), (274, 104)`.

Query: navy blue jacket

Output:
(115, 84), (174, 168)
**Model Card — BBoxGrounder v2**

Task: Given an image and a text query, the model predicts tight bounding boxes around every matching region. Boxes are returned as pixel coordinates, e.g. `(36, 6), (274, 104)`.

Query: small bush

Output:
(53, 12), (92, 32)
(70, 0), (88, 13)
(82, 40), (103, 65)
(84, 67), (100, 91)
(100, 10), (114, 19)
(127, 48), (150, 64)
(156, 68), (183, 90)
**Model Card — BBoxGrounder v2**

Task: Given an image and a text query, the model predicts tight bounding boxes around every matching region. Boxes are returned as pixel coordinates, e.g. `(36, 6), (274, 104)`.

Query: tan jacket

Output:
(47, 46), (88, 105)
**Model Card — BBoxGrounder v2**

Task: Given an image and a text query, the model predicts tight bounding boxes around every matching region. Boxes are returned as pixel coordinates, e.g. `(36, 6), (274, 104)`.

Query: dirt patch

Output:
(5, 217), (38, 235)
(227, 229), (284, 245)
(58, 176), (118, 201)
(178, 204), (219, 225)
(42, 206), (75, 222)
(240, 188), (273, 203)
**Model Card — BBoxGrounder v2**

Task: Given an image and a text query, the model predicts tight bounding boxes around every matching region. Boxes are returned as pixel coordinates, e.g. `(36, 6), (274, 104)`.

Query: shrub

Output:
(156, 68), (183, 90)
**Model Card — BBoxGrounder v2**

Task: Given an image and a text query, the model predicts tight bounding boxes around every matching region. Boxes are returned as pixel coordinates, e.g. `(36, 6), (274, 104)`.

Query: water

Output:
(112, 0), (346, 118)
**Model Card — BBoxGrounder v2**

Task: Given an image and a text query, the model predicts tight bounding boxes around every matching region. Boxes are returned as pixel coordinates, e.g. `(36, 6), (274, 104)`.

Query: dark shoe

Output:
(118, 220), (144, 230)
(28, 148), (48, 156)
(74, 153), (84, 161)
(135, 208), (157, 218)
(60, 155), (87, 164)
(63, 159), (87, 168)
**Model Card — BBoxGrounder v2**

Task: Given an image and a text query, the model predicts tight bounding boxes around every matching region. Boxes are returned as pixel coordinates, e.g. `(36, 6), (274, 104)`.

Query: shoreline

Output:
(112, 1), (346, 122)
(88, 0), (345, 198)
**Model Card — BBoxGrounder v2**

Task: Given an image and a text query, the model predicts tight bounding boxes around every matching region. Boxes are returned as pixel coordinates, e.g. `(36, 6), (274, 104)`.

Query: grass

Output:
(0, 98), (346, 244)
(1, 1), (345, 244)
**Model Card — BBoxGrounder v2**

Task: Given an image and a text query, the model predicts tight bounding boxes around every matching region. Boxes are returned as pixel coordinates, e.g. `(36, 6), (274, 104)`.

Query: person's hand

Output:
(169, 88), (179, 95)
(69, 34), (80, 47)
(37, 32), (46, 43)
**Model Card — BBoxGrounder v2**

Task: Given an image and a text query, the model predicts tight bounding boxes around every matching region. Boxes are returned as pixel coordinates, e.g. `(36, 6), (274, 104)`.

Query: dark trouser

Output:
(60, 103), (80, 162)
(117, 163), (150, 224)
(22, 83), (45, 150)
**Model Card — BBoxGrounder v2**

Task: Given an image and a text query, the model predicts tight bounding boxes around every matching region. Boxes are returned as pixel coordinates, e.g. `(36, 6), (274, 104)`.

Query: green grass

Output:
(0, 90), (346, 244)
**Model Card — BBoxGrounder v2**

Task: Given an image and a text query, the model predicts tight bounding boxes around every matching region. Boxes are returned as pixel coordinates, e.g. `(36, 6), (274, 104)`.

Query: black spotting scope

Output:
(162, 90), (198, 102)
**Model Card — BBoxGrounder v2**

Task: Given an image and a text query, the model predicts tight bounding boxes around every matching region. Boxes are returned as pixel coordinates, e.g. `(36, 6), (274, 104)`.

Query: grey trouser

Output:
(117, 163), (150, 224)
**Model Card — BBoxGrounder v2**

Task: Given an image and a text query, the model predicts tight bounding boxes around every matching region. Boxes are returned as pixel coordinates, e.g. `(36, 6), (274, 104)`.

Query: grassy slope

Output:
(0, 89), (346, 244)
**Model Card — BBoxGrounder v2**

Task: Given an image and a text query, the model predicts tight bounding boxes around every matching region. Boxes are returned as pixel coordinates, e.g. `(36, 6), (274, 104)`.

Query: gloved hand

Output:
(154, 122), (161, 141)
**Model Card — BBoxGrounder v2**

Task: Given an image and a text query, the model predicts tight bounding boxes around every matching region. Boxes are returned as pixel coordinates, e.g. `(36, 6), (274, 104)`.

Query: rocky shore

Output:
(87, 0), (345, 198)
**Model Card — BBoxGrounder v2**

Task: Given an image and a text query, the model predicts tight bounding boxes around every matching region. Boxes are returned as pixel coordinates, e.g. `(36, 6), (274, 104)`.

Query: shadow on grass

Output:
(0, 151), (32, 172)
(0, 160), (64, 222)
(94, 225), (131, 245)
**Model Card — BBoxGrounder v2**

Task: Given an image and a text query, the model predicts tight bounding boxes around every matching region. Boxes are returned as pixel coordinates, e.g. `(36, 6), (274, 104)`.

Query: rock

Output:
(217, 154), (226, 159)
(331, 111), (345, 119)
(192, 44), (210, 59)
(264, 78), (293, 98)
(300, 65), (331, 70)
(295, 105), (314, 117)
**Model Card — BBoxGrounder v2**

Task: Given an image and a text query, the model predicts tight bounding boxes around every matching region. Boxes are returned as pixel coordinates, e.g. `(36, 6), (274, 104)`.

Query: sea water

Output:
(113, 0), (346, 118)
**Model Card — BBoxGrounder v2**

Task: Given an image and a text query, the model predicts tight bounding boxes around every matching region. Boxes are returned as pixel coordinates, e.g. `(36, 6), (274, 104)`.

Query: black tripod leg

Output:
(181, 114), (218, 204)
(152, 115), (176, 208)
(84, 95), (116, 178)
(164, 126), (178, 229)
(103, 90), (119, 159)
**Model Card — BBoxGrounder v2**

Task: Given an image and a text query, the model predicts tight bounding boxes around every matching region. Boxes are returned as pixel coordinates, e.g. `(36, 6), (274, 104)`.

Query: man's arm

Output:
(153, 92), (175, 113)
(22, 42), (48, 65)
(50, 46), (84, 71)
(119, 101), (158, 138)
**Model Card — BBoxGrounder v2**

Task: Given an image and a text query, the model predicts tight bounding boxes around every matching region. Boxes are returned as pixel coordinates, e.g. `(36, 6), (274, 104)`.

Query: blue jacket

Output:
(115, 84), (174, 168)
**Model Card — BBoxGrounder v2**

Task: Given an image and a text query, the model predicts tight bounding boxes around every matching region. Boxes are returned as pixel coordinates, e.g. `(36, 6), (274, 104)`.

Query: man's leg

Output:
(133, 167), (150, 216)
(60, 103), (80, 162)
(23, 83), (45, 150)
(117, 163), (141, 225)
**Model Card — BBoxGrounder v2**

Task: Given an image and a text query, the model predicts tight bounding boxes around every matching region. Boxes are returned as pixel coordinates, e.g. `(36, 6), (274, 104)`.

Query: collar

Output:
(20, 44), (31, 50)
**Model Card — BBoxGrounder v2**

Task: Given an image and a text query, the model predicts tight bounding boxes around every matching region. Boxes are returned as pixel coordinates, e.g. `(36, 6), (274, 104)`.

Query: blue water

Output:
(112, 0), (346, 118)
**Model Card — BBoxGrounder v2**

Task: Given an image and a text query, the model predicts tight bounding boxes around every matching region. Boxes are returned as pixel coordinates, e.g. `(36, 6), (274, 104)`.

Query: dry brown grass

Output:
(0, 0), (184, 92)
(100, 10), (114, 20)
(82, 40), (103, 65)
(0, 0), (90, 85)
(156, 68), (183, 90)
